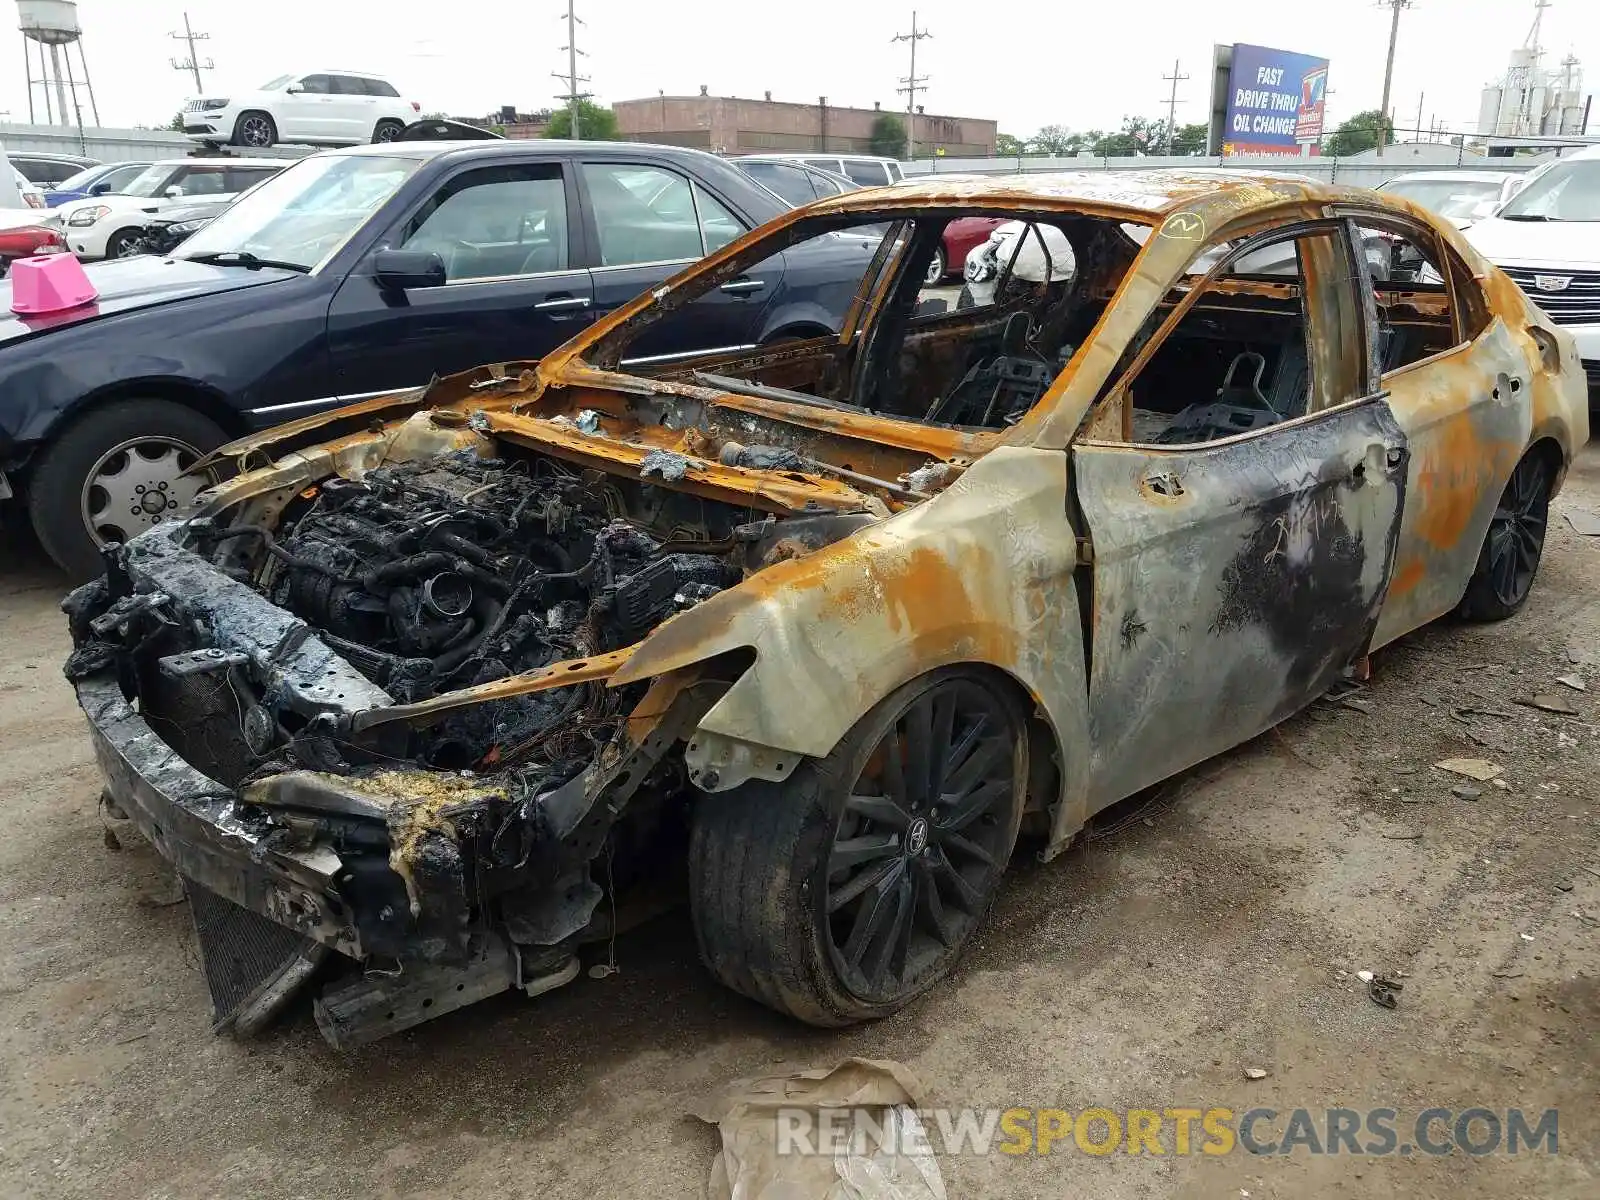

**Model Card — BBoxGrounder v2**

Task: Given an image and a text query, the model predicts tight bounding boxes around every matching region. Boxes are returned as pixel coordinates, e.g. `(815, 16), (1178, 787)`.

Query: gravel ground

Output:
(0, 447), (1596, 1199)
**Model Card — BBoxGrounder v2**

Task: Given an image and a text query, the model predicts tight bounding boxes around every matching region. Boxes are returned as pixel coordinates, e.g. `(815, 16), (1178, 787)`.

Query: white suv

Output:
(1464, 145), (1600, 401)
(182, 71), (419, 149)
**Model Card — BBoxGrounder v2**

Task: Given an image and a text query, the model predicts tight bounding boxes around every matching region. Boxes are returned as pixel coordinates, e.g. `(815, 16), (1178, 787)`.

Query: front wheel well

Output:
(1527, 435), (1567, 497)
(57, 380), (246, 446)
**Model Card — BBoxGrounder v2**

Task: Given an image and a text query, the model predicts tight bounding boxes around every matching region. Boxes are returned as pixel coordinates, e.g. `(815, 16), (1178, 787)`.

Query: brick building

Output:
(612, 89), (996, 158)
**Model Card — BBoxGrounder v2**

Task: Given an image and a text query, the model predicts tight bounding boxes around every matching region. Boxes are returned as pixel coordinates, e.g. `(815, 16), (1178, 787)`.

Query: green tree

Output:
(869, 112), (907, 158)
(166, 111), (185, 132)
(1325, 109), (1395, 157)
(1028, 124), (1086, 156)
(544, 100), (621, 140)
(1171, 121), (1210, 155)
(996, 132), (1027, 157)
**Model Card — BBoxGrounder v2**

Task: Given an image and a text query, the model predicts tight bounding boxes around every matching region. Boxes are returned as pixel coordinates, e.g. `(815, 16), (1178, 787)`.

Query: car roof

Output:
(754, 151), (898, 163)
(808, 168), (1364, 221)
(324, 139), (745, 165)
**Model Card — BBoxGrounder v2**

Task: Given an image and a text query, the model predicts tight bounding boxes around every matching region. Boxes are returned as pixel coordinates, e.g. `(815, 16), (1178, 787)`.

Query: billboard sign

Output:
(1222, 43), (1331, 157)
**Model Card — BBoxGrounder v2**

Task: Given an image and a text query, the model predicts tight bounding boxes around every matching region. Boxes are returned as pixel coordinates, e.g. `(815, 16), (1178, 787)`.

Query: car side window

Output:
(694, 184), (746, 254)
(227, 167), (278, 192)
(802, 158), (838, 174)
(330, 75), (369, 96)
(1110, 227), (1366, 445)
(298, 75), (333, 95)
(583, 163), (705, 267)
(743, 161), (817, 206)
(400, 164), (569, 281)
(174, 167), (228, 196)
(362, 78), (401, 98)
(1350, 217), (1469, 371)
(103, 164), (145, 192)
(842, 159), (890, 187)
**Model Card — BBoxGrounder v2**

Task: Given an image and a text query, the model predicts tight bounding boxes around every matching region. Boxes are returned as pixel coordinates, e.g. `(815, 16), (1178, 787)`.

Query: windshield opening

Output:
(1381, 178), (1503, 220)
(259, 74), (294, 90)
(174, 154), (421, 271)
(1498, 159), (1600, 222)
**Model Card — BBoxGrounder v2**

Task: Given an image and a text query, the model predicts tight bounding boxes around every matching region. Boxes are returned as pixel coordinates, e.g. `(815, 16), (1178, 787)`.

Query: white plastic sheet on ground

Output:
(692, 1058), (946, 1200)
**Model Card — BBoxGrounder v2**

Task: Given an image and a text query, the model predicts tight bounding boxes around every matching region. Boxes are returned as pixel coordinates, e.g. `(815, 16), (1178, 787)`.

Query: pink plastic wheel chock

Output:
(9, 253), (98, 315)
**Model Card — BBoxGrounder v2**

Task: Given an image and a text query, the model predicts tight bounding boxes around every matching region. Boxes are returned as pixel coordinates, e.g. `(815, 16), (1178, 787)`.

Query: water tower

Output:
(17, 0), (100, 127)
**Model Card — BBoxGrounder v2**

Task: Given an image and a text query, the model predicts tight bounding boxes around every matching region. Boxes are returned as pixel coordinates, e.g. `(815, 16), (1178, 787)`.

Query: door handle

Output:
(533, 295), (592, 312)
(719, 278), (765, 295)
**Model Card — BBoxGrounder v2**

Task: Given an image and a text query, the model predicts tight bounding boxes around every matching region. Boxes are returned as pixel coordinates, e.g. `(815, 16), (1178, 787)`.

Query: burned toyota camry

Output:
(64, 173), (1587, 1047)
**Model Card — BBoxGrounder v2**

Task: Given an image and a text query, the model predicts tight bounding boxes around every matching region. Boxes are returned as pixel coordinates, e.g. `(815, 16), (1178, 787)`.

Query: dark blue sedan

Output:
(0, 139), (881, 577)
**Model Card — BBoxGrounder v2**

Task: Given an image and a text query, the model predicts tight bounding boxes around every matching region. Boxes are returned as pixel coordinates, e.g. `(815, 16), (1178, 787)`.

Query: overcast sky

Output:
(5, 0), (1598, 141)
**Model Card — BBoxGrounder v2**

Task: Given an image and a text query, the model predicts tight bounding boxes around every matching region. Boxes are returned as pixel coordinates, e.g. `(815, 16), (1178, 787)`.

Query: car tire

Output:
(371, 119), (405, 144)
(924, 246), (946, 287)
(688, 666), (1026, 1026)
(27, 399), (226, 582)
(1455, 446), (1554, 622)
(103, 230), (143, 260)
(232, 111), (277, 149)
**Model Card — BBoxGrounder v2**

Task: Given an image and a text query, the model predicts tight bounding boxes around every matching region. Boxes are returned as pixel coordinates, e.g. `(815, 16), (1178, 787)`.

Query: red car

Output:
(927, 215), (1003, 284)
(0, 223), (65, 275)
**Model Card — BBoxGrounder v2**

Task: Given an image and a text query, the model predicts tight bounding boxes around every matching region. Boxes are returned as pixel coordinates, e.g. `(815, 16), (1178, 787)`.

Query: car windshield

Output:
(1381, 178), (1503, 219)
(174, 153), (421, 271)
(122, 164), (178, 198)
(1497, 159), (1600, 221)
(259, 74), (293, 90)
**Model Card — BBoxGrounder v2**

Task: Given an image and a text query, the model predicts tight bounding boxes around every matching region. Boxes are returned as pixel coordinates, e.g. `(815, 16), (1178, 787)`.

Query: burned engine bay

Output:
(63, 433), (888, 1046)
(248, 453), (744, 771)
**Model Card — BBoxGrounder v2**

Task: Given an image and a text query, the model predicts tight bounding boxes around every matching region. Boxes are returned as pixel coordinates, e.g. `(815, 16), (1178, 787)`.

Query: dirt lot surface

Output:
(1, 448), (1597, 1200)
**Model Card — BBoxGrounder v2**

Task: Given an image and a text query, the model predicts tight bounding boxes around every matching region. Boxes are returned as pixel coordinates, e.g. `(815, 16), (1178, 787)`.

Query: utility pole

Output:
(168, 12), (213, 94)
(1413, 91), (1424, 144)
(892, 11), (931, 161)
(1376, 0), (1413, 158)
(551, 0), (590, 139)
(1162, 59), (1190, 153)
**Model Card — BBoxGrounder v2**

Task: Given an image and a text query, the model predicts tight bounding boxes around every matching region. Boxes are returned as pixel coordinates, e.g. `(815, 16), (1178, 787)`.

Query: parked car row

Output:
(0, 138), (882, 576)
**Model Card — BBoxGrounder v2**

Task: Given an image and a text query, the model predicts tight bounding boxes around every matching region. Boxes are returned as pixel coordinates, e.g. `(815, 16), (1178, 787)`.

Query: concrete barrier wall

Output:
(899, 152), (1547, 191)
(0, 122), (312, 163)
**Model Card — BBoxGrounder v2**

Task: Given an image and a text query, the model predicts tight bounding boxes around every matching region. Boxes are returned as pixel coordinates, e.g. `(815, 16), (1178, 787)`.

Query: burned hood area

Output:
(60, 425), (883, 1047)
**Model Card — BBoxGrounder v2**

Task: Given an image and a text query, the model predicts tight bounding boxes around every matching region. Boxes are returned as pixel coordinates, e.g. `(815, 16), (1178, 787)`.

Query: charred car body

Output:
(65, 172), (1589, 1047)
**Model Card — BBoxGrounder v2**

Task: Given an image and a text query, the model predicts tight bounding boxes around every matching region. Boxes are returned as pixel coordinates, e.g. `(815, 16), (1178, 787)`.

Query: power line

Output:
(1375, 0), (1415, 158)
(168, 11), (213, 94)
(892, 10), (932, 160)
(552, 0), (591, 139)
(1161, 59), (1190, 153)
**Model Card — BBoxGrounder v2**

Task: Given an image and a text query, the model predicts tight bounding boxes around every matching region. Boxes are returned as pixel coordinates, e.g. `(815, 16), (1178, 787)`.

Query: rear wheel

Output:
(688, 667), (1026, 1025)
(372, 119), (405, 144)
(232, 111), (277, 149)
(28, 399), (225, 581)
(923, 246), (946, 286)
(1456, 448), (1553, 621)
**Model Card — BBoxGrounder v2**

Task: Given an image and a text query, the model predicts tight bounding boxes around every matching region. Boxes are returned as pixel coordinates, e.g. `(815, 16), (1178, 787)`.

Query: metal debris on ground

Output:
(1435, 758), (1503, 781)
(1563, 509), (1600, 536)
(1381, 826), (1423, 841)
(1367, 975), (1403, 1009)
(1243, 1067), (1270, 1080)
(1341, 697), (1376, 714)
(1515, 695), (1580, 716)
(1451, 785), (1483, 801)
(1356, 970), (1375, 983)
(1555, 674), (1587, 692)
(693, 1059), (945, 1200)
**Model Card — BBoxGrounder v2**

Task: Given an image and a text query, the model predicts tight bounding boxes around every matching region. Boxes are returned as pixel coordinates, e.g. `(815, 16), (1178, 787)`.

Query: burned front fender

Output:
(611, 444), (1094, 836)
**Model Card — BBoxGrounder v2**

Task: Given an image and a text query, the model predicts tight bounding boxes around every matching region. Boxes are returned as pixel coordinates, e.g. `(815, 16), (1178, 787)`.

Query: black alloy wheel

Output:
(1457, 448), (1553, 621)
(823, 675), (1021, 1004)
